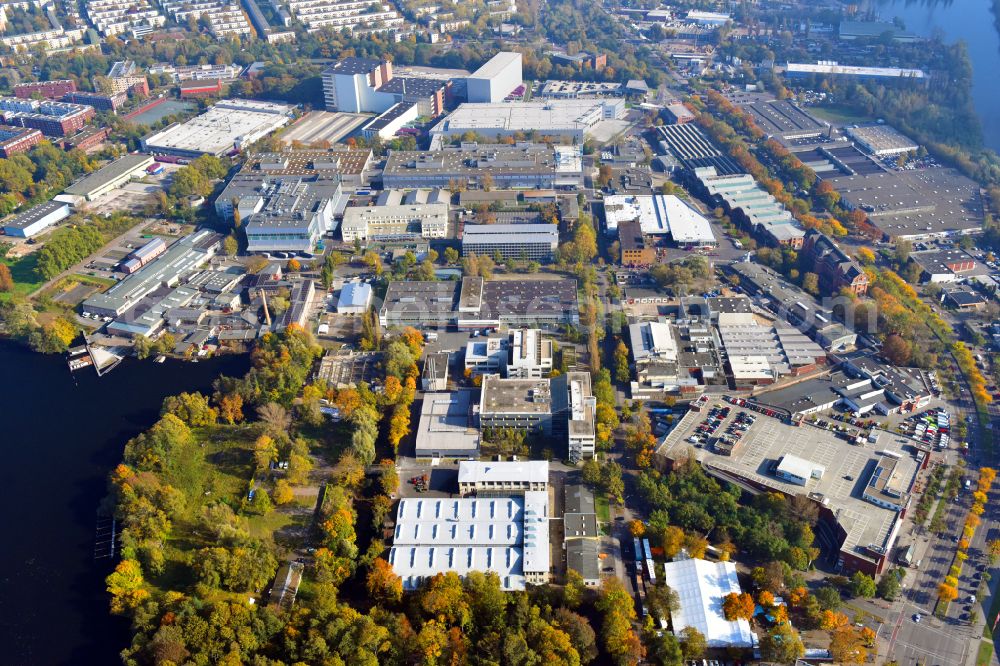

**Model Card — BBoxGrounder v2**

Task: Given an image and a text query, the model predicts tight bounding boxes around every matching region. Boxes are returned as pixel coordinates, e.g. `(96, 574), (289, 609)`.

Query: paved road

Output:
(881, 344), (1000, 666)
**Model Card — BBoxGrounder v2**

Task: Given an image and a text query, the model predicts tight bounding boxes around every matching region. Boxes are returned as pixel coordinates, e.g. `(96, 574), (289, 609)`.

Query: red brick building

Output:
(3, 102), (95, 137)
(802, 229), (869, 296)
(59, 125), (111, 152)
(13, 80), (77, 99)
(618, 221), (655, 267)
(0, 125), (43, 157)
(179, 79), (223, 98)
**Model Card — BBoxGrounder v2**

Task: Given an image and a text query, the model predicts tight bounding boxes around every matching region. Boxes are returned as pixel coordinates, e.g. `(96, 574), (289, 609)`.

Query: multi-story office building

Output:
(383, 144), (581, 190)
(340, 202), (448, 242)
(85, 0), (165, 36)
(322, 56), (446, 116)
(105, 61), (150, 95)
(461, 224), (558, 262)
(802, 229), (869, 296)
(243, 178), (346, 253)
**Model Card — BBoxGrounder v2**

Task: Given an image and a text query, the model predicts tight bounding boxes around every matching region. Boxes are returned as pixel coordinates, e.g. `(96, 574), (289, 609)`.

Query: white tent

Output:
(662, 558), (755, 647)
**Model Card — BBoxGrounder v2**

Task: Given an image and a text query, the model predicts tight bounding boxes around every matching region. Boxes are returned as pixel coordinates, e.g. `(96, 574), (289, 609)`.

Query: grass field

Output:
(596, 494), (610, 523)
(807, 104), (872, 126)
(0, 254), (44, 300)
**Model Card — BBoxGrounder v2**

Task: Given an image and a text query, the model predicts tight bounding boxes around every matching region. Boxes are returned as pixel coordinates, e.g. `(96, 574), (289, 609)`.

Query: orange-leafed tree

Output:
(938, 583), (959, 602)
(722, 592), (756, 621)
(366, 557), (403, 605)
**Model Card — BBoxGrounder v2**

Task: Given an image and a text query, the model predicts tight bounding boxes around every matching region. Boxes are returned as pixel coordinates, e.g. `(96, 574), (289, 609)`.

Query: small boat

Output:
(154, 355), (166, 364)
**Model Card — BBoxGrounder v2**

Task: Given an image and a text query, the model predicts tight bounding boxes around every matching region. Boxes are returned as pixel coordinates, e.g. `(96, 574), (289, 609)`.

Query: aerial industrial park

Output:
(2, 0), (1000, 665)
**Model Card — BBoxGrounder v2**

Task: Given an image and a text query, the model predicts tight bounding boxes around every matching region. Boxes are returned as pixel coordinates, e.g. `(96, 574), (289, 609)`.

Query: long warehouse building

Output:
(83, 230), (224, 318)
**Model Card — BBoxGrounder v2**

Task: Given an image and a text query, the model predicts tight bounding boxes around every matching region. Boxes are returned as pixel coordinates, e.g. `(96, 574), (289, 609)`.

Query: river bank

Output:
(877, 0), (1000, 152)
(0, 341), (249, 664)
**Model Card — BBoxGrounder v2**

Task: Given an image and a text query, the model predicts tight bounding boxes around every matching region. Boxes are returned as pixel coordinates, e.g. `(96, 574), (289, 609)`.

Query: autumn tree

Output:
(938, 583), (959, 602)
(613, 339), (630, 383)
(0, 263), (12, 292)
(161, 392), (217, 426)
(216, 393), (244, 424)
(722, 592), (755, 621)
(253, 434), (278, 470)
(661, 526), (685, 559)
(367, 557), (403, 605)
(683, 532), (708, 559)
(333, 387), (364, 419)
(829, 626), (869, 664)
(388, 403), (411, 453)
(106, 559), (149, 614)
(881, 334), (913, 366)
(596, 577), (644, 665)
(629, 520), (646, 538)
(257, 402), (291, 434)
(273, 479), (294, 505)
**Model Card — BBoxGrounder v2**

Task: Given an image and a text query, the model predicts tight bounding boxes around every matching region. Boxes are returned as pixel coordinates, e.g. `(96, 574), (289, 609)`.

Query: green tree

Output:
(680, 626), (706, 659)
(613, 339), (630, 383)
(161, 392), (217, 426)
(816, 585), (842, 610)
(877, 569), (902, 601)
(760, 624), (805, 662)
(850, 571), (876, 598)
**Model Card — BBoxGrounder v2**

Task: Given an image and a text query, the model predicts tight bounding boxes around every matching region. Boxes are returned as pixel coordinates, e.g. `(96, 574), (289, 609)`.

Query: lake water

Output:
(876, 0), (1000, 151)
(0, 342), (248, 665)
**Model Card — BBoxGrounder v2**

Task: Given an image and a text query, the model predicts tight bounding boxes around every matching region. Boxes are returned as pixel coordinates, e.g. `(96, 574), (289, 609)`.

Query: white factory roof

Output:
(629, 321), (678, 363)
(728, 355), (773, 380)
(434, 99), (616, 134)
(142, 99), (293, 156)
(785, 62), (927, 78)
(520, 490), (550, 575)
(686, 10), (730, 22)
(395, 496), (524, 546)
(603, 194), (655, 233)
(603, 194), (714, 243)
(458, 460), (549, 485)
(337, 281), (372, 309)
(470, 51), (522, 80)
(662, 558), (754, 648)
(390, 545), (527, 590)
(389, 489), (549, 592)
(653, 195), (715, 243)
(415, 392), (481, 454)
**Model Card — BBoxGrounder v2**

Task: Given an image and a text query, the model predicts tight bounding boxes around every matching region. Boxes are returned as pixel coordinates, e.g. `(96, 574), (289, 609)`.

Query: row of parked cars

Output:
(692, 405), (731, 440)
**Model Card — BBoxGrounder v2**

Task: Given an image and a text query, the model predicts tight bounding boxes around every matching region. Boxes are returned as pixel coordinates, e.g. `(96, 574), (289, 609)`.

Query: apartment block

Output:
(85, 0), (165, 35)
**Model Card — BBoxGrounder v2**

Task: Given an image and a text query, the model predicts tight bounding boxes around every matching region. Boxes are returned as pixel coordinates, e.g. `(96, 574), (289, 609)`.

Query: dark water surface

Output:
(0, 342), (248, 664)
(878, 0), (1000, 151)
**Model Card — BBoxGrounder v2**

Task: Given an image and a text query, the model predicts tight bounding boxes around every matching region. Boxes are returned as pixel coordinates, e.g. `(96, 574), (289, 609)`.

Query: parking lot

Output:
(660, 396), (921, 565)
